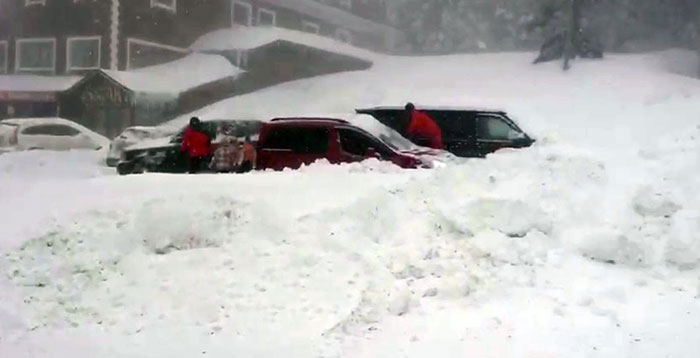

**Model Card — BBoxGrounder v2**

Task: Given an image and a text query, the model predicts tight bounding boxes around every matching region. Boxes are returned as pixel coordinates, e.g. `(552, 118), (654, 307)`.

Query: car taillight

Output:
(10, 128), (18, 146)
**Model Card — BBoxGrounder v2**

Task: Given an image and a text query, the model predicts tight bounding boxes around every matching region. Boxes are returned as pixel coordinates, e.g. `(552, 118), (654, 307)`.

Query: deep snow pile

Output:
(2, 50), (700, 357)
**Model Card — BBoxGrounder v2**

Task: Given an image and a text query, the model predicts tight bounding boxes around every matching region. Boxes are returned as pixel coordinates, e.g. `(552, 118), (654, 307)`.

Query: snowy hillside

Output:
(1, 50), (700, 358)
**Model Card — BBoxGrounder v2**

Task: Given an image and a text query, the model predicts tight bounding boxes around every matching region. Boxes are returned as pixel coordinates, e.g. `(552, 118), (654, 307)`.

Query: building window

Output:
(232, 1), (252, 26)
(0, 41), (7, 74)
(150, 0), (176, 13)
(257, 8), (276, 27)
(301, 21), (320, 34)
(339, 0), (352, 9)
(335, 29), (352, 44)
(24, 0), (46, 6)
(16, 38), (56, 73)
(66, 36), (101, 71)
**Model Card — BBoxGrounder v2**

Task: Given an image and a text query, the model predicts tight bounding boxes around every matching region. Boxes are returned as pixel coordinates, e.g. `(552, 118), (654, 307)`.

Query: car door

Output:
(336, 127), (392, 163)
(476, 115), (522, 156)
(432, 111), (479, 157)
(259, 126), (330, 170)
(18, 124), (83, 150)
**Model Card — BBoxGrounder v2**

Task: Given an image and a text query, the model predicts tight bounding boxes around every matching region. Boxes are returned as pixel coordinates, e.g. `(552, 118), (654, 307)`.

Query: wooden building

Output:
(0, 0), (401, 136)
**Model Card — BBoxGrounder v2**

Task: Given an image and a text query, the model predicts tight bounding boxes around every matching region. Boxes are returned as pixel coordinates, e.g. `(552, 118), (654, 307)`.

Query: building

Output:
(0, 0), (401, 136)
(0, 0), (398, 77)
(228, 0), (402, 52)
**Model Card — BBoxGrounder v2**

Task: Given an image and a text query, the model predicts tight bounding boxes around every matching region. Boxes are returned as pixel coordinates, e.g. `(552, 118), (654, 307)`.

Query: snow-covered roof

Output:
(101, 53), (243, 94)
(258, 0), (401, 37)
(0, 75), (82, 92)
(191, 27), (378, 62)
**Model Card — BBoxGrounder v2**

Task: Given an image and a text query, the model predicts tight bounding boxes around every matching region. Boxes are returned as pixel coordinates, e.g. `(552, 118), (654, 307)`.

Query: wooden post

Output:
(697, 3), (700, 78)
(563, 0), (581, 71)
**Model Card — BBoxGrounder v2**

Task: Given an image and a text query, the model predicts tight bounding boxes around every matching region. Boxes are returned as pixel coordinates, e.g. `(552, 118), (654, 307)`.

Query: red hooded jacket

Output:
(407, 110), (443, 149)
(181, 127), (212, 158)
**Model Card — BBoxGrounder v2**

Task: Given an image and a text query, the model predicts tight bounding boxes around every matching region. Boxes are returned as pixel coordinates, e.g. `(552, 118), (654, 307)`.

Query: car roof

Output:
(267, 117), (350, 126)
(1, 117), (82, 127)
(357, 106), (506, 114)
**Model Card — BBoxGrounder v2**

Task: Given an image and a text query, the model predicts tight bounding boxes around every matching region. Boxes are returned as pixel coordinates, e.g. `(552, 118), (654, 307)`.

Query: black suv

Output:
(356, 106), (534, 157)
(117, 119), (263, 175)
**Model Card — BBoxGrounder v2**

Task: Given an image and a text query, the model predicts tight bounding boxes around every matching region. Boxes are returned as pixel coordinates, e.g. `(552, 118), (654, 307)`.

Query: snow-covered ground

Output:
(1, 50), (700, 357)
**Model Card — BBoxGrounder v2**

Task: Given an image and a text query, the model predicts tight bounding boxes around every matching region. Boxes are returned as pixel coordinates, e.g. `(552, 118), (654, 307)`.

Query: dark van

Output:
(356, 106), (534, 157)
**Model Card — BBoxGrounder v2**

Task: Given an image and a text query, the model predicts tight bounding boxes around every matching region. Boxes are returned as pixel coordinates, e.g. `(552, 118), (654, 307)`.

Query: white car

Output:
(106, 126), (171, 167)
(0, 118), (109, 152)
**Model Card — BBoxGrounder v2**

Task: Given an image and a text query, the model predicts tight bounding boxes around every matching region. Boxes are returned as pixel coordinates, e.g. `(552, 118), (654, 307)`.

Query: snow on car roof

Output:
(191, 26), (378, 62)
(358, 105), (506, 113)
(0, 75), (82, 92)
(101, 53), (243, 94)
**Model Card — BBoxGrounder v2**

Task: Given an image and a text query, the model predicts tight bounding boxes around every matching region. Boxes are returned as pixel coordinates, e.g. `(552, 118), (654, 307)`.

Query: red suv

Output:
(256, 118), (426, 170)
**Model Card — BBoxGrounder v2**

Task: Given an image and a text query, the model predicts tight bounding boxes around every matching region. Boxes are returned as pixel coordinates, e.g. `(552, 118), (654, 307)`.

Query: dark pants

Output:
(188, 156), (209, 174)
(237, 161), (253, 174)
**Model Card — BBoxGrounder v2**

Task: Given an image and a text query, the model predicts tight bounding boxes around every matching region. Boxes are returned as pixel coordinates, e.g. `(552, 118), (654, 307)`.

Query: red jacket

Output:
(407, 110), (443, 149)
(181, 127), (212, 158)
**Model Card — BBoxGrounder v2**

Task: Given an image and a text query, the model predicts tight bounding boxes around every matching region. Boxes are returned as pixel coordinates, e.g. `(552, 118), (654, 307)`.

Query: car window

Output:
(22, 124), (80, 137)
(338, 128), (391, 158)
(262, 127), (329, 154)
(478, 116), (513, 140)
(433, 112), (476, 138)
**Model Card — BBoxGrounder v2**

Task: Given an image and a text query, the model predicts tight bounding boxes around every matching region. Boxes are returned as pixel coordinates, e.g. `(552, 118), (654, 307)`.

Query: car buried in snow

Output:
(0, 117), (109, 152)
(356, 106), (535, 157)
(106, 126), (173, 167)
(116, 119), (263, 175)
(255, 117), (436, 171)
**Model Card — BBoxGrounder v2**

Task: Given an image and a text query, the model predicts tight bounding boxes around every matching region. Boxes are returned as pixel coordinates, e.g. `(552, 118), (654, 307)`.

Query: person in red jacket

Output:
(405, 103), (443, 149)
(181, 117), (212, 173)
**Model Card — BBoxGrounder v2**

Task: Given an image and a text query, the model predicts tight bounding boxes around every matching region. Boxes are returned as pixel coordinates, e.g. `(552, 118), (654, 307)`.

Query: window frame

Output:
(15, 37), (56, 73)
(0, 41), (7, 74)
(232, 1), (253, 26)
(257, 8), (277, 27)
(150, 0), (177, 13)
(301, 21), (320, 34)
(262, 126), (330, 154)
(66, 36), (102, 72)
(335, 28), (353, 44)
(24, 0), (46, 7)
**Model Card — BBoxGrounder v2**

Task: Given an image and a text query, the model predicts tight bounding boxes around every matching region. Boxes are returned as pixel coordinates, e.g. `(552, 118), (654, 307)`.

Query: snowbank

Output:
(103, 53), (242, 94)
(2, 50), (700, 357)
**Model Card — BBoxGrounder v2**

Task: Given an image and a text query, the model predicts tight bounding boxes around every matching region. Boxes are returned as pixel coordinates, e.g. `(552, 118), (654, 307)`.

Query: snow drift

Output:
(2, 50), (700, 357)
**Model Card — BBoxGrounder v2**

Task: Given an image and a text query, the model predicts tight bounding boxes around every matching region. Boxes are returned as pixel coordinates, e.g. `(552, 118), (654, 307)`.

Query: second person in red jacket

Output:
(181, 117), (212, 174)
(405, 103), (443, 150)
